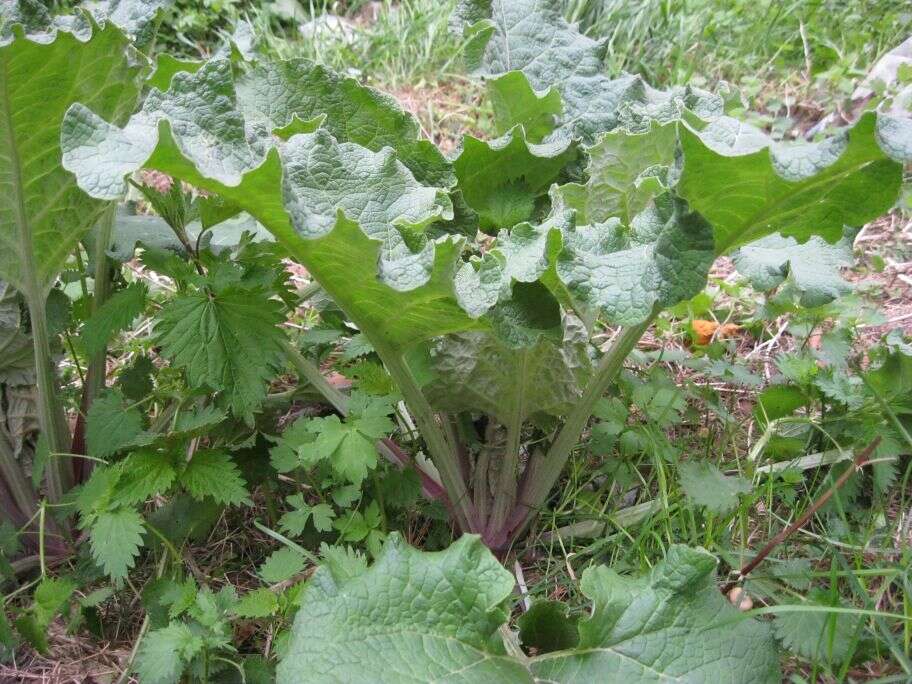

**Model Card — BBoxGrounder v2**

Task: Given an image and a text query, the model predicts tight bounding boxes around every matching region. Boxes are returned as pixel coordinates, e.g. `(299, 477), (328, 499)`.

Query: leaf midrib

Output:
(0, 50), (34, 295)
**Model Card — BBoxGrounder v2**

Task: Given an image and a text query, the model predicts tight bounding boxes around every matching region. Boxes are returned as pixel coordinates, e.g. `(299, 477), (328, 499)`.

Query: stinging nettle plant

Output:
(1, 0), (910, 679)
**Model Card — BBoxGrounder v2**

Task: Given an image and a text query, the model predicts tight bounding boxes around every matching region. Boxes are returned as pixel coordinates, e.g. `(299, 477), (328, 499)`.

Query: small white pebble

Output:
(727, 586), (753, 612)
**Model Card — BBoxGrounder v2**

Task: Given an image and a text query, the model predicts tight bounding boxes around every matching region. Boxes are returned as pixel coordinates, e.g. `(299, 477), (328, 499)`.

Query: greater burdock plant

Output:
(60, 0), (909, 551)
(2, 0), (910, 679)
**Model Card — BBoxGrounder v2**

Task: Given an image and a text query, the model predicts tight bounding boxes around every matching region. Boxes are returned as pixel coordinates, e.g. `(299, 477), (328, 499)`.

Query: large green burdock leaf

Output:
(451, 0), (722, 142)
(0, 6), (141, 295)
(556, 196), (715, 326)
(453, 126), (574, 232)
(62, 59), (503, 352)
(0, 280), (32, 384)
(679, 113), (906, 252)
(277, 536), (780, 683)
(733, 230), (855, 307)
(531, 545), (780, 682)
(236, 58), (453, 187)
(62, 51), (908, 339)
(426, 316), (592, 425)
(553, 120), (676, 227)
(281, 129), (452, 288)
(276, 533), (529, 684)
(486, 71), (562, 142)
(542, 112), (905, 324)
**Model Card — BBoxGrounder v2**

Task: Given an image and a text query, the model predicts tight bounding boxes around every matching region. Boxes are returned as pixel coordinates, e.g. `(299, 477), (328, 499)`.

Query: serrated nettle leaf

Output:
(180, 450), (249, 505)
(32, 576), (76, 625)
(1, 12), (141, 294)
(679, 112), (905, 252)
(678, 461), (751, 515)
(319, 542), (368, 583)
(278, 535), (780, 683)
(453, 126), (575, 232)
(774, 590), (861, 664)
(259, 547), (306, 584)
(89, 507), (145, 579)
(234, 587), (279, 619)
(113, 449), (177, 506)
(170, 405), (227, 438)
(85, 389), (143, 457)
(136, 622), (203, 684)
(13, 575), (75, 653)
(733, 230), (855, 307)
(80, 281), (147, 356)
(755, 384), (806, 423)
(154, 285), (285, 421)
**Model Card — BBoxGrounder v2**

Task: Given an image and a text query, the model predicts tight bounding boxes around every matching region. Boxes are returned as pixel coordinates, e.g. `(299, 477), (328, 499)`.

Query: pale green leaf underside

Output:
(82, 0), (173, 42)
(558, 119), (676, 227)
(237, 58), (453, 187)
(0, 14), (140, 294)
